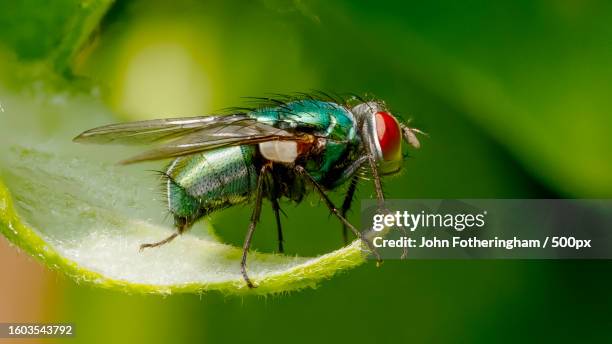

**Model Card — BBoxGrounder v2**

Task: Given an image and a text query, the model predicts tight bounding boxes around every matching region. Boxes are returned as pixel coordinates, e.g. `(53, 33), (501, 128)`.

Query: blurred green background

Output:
(1, 0), (611, 343)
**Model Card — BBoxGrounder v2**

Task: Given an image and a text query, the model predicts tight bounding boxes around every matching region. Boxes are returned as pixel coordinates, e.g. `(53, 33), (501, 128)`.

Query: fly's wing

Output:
(118, 122), (307, 165)
(73, 114), (252, 145)
(73, 114), (310, 164)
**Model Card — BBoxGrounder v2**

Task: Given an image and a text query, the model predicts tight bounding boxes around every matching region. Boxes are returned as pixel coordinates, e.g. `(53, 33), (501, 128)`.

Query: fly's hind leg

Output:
(139, 217), (189, 251)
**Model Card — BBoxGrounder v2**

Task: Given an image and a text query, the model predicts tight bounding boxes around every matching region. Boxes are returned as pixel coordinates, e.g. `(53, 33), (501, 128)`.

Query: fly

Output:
(73, 93), (424, 288)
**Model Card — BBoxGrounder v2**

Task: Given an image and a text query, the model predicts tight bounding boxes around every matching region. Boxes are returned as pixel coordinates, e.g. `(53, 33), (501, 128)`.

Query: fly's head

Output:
(351, 101), (422, 176)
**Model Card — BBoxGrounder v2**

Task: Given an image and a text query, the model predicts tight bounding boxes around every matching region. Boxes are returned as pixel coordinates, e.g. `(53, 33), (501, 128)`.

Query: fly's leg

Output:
(368, 152), (405, 258)
(241, 164), (269, 288)
(366, 154), (408, 258)
(366, 154), (385, 209)
(362, 117), (387, 208)
(139, 233), (178, 251)
(340, 176), (359, 245)
(295, 165), (381, 263)
(398, 124), (425, 258)
(270, 196), (284, 253)
(268, 174), (284, 254)
(139, 218), (187, 251)
(330, 155), (367, 244)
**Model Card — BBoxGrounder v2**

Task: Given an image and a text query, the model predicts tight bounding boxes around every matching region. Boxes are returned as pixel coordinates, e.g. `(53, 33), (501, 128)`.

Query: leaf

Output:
(0, 81), (366, 295)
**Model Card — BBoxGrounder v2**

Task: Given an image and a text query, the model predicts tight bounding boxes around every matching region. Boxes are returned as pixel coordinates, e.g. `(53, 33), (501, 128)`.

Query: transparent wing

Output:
(119, 122), (308, 164)
(73, 114), (254, 144)
(74, 114), (310, 164)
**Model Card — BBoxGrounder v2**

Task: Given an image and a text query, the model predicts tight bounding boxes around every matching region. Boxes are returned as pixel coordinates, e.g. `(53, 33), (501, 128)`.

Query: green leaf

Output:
(0, 79), (366, 295)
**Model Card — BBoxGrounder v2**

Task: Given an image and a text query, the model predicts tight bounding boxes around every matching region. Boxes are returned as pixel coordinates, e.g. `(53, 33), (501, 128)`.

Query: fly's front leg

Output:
(241, 164), (269, 288)
(366, 154), (385, 209)
(366, 154), (408, 259)
(295, 166), (381, 263)
(398, 124), (426, 258)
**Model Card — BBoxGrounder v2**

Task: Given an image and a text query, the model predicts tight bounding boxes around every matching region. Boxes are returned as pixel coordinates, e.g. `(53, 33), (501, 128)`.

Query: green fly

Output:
(74, 93), (423, 287)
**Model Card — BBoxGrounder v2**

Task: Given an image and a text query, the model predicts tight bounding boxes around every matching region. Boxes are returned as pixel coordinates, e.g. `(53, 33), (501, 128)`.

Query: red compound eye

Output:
(375, 111), (402, 161)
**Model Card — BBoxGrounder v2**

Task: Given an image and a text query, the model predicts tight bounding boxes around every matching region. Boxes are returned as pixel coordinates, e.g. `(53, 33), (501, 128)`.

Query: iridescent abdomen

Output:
(165, 145), (258, 218)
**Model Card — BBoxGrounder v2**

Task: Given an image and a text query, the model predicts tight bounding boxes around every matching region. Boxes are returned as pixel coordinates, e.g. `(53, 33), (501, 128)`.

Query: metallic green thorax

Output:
(252, 100), (356, 141)
(166, 100), (360, 220)
(252, 100), (359, 182)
